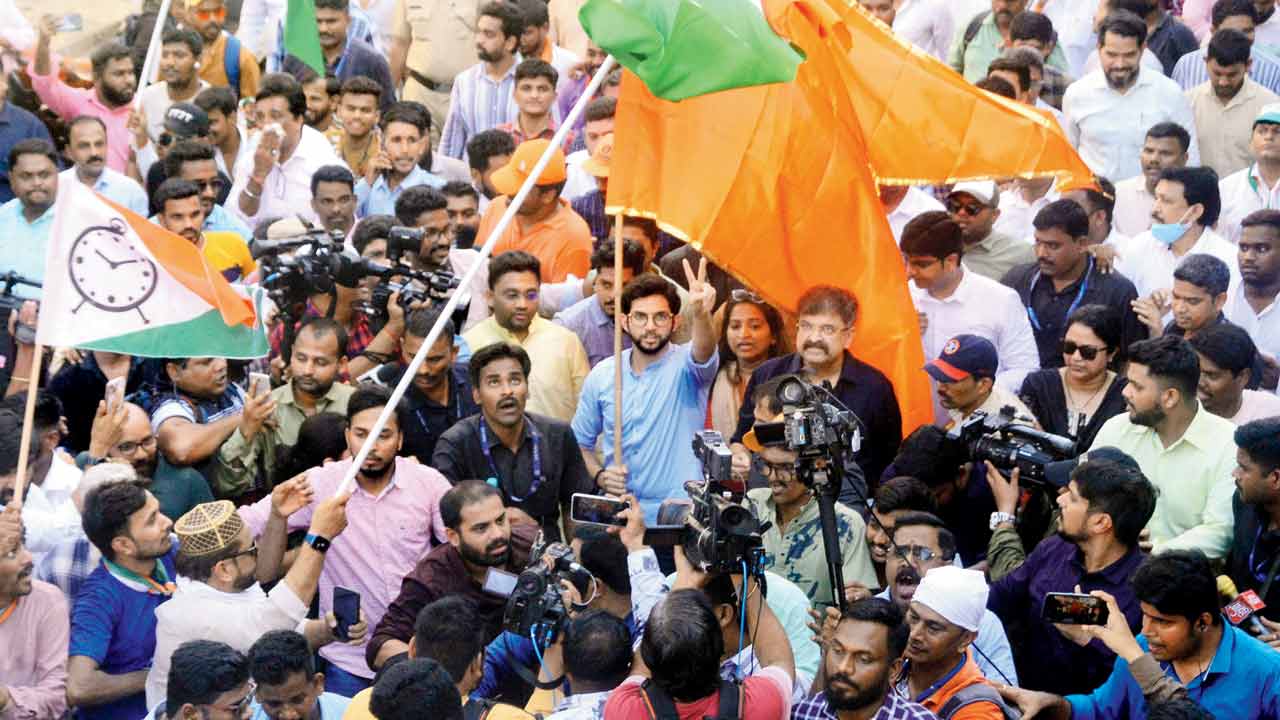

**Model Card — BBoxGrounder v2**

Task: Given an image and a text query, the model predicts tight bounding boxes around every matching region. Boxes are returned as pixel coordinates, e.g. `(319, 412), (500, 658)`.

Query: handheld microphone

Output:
(1218, 574), (1268, 636)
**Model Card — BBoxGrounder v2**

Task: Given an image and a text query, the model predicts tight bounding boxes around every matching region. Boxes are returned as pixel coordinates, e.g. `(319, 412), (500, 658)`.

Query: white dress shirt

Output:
(910, 269), (1041, 393)
(1113, 175), (1156, 238)
(229, 125), (347, 227)
(993, 185), (1059, 244)
(1229, 390), (1280, 425)
(236, 0), (286, 60)
(146, 576), (310, 709)
(14, 451), (82, 565)
(1119, 227), (1239, 299)
(1258, 11), (1280, 54)
(1064, 68), (1200, 182)
(888, 186), (946, 243)
(1218, 163), (1280, 243)
(892, 0), (954, 61)
(1038, 0), (1102, 78)
(1224, 280), (1280, 360)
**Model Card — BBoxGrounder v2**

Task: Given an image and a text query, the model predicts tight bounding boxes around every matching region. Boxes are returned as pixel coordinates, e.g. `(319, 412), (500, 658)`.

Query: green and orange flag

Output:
(581, 0), (1094, 434)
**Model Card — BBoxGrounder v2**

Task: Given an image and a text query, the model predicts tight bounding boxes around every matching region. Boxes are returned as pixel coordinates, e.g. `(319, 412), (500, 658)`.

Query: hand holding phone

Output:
(333, 587), (361, 641)
(1043, 592), (1109, 625)
(249, 371), (270, 398)
(105, 377), (127, 412)
(570, 493), (629, 527)
(57, 13), (83, 32)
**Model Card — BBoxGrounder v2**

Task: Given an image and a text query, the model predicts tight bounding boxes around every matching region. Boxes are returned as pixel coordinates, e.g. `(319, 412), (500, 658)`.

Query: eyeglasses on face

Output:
(1061, 340), (1106, 361)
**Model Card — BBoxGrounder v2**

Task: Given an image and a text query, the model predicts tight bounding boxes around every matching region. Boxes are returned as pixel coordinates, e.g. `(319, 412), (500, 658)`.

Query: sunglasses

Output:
(1062, 340), (1107, 361)
(946, 199), (987, 216)
(192, 7), (227, 21)
(731, 289), (765, 304)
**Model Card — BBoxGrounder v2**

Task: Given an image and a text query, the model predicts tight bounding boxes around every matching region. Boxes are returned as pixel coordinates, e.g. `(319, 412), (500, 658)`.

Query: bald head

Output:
(107, 402), (159, 477)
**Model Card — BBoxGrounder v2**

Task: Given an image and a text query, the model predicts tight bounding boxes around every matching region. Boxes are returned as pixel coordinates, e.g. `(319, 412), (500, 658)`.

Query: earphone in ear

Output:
(194, 61), (201, 69)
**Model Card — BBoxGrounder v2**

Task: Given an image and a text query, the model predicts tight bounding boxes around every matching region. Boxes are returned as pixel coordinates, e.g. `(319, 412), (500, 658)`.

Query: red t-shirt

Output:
(602, 667), (792, 720)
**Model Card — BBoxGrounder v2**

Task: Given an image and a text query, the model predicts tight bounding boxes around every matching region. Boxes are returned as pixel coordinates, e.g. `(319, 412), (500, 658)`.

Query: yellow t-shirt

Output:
(202, 231), (255, 282)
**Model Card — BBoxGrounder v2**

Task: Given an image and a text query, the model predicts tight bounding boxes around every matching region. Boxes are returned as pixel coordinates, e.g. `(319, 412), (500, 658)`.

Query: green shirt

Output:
(949, 10), (1070, 84)
(962, 230), (1035, 282)
(216, 381), (355, 497)
(1088, 403), (1237, 559)
(744, 488), (877, 609)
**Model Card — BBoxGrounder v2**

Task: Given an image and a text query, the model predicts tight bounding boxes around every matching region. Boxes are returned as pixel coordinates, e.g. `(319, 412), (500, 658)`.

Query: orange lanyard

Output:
(0, 599), (17, 625)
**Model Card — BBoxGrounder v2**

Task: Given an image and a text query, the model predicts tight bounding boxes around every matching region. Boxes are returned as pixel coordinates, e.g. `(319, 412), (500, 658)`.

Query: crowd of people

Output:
(2, 0), (1280, 717)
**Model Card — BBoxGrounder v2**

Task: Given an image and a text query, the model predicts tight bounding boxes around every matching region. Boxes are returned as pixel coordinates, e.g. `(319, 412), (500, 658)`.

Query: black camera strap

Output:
(639, 678), (741, 720)
(510, 655), (566, 691)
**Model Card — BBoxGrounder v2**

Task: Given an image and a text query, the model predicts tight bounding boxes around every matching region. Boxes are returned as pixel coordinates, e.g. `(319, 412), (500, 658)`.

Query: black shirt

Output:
(1229, 492), (1280, 622)
(1018, 369), (1128, 451)
(373, 362), (479, 463)
(432, 412), (594, 540)
(1002, 260), (1146, 369)
(732, 351), (901, 498)
(47, 354), (164, 453)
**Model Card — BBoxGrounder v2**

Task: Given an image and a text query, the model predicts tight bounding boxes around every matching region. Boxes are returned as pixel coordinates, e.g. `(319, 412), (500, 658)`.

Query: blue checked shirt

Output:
(1171, 47), (1280, 94)
(35, 535), (101, 604)
(439, 62), (519, 159)
(791, 691), (939, 720)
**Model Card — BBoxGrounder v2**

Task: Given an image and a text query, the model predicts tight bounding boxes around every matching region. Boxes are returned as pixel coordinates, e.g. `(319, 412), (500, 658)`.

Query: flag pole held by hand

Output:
(9, 343), (45, 511)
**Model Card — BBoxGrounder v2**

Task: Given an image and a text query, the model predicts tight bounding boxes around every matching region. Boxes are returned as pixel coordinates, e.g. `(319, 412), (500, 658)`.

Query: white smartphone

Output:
(105, 377), (126, 412)
(57, 13), (83, 32)
(249, 372), (270, 397)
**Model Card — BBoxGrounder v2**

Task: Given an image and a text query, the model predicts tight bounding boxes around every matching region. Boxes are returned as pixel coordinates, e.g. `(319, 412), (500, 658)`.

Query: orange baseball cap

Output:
(491, 139), (568, 196)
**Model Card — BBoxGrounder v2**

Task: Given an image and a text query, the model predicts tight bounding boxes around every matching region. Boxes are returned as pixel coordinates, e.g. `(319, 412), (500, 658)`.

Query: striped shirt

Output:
(791, 691), (939, 720)
(439, 61), (519, 159)
(1171, 46), (1280, 94)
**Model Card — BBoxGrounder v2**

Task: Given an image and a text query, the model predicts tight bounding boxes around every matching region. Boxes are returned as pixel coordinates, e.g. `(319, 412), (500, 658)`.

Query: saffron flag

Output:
(36, 180), (268, 358)
(283, 0), (325, 77)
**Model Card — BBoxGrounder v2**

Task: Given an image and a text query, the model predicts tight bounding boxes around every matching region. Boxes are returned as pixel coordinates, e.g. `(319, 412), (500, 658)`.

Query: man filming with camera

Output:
(602, 507), (797, 720)
(739, 377), (877, 609)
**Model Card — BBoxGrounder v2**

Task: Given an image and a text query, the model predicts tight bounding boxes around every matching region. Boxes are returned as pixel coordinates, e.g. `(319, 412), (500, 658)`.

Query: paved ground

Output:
(13, 0), (137, 56)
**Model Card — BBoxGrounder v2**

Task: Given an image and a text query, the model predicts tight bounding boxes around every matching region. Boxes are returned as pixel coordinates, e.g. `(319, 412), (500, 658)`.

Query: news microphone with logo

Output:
(1218, 575), (1268, 636)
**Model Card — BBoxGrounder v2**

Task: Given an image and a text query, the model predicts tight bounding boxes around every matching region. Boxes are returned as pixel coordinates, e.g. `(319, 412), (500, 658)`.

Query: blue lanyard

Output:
(414, 377), (462, 436)
(1026, 256), (1093, 332)
(478, 418), (543, 503)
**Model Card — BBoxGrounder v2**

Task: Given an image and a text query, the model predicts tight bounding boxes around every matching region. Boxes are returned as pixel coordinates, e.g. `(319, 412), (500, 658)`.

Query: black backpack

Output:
(639, 679), (742, 720)
(937, 683), (1022, 720)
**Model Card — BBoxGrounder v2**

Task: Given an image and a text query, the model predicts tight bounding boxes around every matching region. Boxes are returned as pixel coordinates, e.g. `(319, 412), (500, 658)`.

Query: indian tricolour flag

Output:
(36, 180), (269, 359)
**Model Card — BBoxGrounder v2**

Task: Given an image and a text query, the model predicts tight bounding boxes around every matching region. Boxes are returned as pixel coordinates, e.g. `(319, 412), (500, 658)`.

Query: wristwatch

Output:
(304, 533), (331, 553)
(989, 511), (1017, 530)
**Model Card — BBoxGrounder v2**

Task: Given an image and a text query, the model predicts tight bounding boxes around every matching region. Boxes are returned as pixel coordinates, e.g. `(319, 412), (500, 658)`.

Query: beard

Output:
(459, 535), (510, 567)
(358, 455), (395, 481)
(293, 374), (334, 398)
(100, 81), (136, 107)
(454, 224), (477, 249)
(1104, 68), (1137, 91)
(131, 454), (159, 480)
(630, 328), (673, 356)
(1129, 405), (1166, 428)
(232, 566), (257, 591)
(825, 668), (891, 712)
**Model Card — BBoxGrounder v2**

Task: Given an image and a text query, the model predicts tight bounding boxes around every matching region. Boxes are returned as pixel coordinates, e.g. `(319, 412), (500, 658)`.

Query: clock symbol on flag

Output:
(68, 219), (160, 323)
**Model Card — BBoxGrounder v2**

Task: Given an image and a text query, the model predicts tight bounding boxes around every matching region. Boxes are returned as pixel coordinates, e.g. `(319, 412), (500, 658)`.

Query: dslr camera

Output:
(360, 225), (461, 323)
(945, 407), (1077, 485)
(655, 431), (765, 575)
(502, 541), (593, 646)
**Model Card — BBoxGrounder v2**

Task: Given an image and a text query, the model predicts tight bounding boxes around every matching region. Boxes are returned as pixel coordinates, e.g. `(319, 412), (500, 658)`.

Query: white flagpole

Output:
(336, 55), (620, 496)
(139, 0), (175, 90)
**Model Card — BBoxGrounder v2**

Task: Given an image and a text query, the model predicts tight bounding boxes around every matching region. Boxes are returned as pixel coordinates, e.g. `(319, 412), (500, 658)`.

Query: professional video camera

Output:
(503, 541), (594, 647)
(251, 225), (358, 307)
(945, 407), (1077, 485)
(0, 272), (41, 315)
(654, 431), (766, 575)
(358, 225), (461, 323)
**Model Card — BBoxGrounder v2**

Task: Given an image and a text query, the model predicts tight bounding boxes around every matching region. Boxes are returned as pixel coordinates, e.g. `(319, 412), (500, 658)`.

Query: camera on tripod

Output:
(945, 407), (1077, 485)
(653, 431), (765, 575)
(503, 541), (593, 646)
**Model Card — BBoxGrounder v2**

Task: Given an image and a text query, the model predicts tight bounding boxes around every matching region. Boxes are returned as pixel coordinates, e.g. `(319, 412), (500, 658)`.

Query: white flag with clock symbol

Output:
(37, 180), (268, 358)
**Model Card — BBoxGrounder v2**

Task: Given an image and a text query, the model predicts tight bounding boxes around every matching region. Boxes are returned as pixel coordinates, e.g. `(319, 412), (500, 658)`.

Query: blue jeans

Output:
(323, 662), (372, 698)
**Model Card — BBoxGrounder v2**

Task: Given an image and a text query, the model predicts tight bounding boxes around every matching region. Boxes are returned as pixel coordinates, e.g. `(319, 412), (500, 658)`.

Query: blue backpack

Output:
(223, 32), (242, 98)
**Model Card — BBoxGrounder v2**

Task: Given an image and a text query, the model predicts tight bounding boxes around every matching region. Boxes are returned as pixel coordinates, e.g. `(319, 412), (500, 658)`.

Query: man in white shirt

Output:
(230, 73), (346, 229)
(993, 176), (1059, 243)
(1112, 122), (1190, 237)
(562, 97), (613, 202)
(1218, 103), (1280, 242)
(1064, 11), (1199, 183)
(59, 116), (148, 217)
(137, 29), (211, 144)
(1189, 323), (1280, 425)
(882, 184), (946, 244)
(1225, 208), (1280, 361)
(902, 211), (1039, 397)
(146, 492), (356, 709)
(0, 398), (82, 564)
(1122, 166), (1239, 300)
(891, 0), (954, 60)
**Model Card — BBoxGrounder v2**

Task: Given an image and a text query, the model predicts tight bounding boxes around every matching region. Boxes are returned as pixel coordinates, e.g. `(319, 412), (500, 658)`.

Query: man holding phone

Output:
(987, 451), (1158, 695)
(354, 104), (444, 217)
(433, 342), (594, 540)
(238, 385), (452, 697)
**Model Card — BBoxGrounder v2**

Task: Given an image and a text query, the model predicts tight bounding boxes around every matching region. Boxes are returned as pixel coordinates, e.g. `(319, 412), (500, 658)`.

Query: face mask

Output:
(1150, 208), (1194, 246)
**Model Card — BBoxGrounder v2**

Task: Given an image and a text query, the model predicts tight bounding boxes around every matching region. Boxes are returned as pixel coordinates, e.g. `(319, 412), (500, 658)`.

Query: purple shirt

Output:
(553, 295), (630, 368)
(238, 457), (451, 678)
